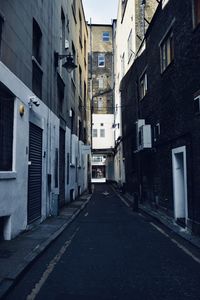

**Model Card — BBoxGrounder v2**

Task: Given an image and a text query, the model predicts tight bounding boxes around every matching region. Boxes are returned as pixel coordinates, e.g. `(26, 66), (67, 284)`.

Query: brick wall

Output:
(121, 0), (200, 233)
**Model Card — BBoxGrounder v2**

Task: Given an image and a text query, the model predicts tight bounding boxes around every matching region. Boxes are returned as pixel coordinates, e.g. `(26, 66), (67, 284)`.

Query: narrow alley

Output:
(4, 184), (200, 300)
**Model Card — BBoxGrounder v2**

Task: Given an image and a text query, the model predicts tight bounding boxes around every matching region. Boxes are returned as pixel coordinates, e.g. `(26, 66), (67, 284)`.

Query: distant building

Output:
(121, 0), (200, 235)
(0, 0), (90, 240)
(88, 24), (115, 183)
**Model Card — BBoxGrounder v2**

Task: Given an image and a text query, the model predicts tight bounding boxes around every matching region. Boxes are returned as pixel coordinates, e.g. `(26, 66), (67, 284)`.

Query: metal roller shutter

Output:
(28, 122), (43, 224)
(59, 128), (65, 207)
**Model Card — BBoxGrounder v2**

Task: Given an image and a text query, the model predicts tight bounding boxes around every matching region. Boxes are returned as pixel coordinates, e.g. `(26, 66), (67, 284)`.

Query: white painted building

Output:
(0, 62), (90, 240)
(113, 0), (158, 188)
(92, 114), (114, 150)
(0, 0), (90, 240)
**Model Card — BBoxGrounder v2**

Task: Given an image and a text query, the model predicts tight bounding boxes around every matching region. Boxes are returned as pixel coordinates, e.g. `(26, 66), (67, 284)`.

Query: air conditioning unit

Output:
(136, 119), (152, 151)
(194, 95), (200, 114)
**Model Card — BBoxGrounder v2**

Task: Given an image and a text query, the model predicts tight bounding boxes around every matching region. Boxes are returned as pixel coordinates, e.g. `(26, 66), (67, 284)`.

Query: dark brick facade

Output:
(121, 0), (200, 234)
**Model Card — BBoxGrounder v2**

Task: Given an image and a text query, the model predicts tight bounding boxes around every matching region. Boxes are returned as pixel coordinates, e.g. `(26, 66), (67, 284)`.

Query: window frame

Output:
(98, 54), (105, 67)
(100, 129), (105, 138)
(159, 23), (175, 73)
(162, 0), (170, 9)
(127, 29), (133, 63)
(32, 18), (42, 65)
(0, 91), (14, 172)
(0, 14), (4, 57)
(139, 70), (148, 100)
(92, 128), (98, 137)
(102, 32), (110, 42)
(193, 0), (200, 28)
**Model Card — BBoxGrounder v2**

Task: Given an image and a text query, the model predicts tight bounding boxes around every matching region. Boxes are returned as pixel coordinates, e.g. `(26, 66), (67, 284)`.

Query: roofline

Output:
(87, 23), (113, 27)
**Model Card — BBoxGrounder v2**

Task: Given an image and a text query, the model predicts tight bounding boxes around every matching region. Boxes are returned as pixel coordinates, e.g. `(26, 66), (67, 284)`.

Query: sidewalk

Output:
(0, 193), (91, 299)
(120, 191), (200, 250)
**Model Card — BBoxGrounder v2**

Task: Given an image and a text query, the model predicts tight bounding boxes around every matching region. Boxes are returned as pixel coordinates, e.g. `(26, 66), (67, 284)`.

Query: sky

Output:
(82, 0), (118, 24)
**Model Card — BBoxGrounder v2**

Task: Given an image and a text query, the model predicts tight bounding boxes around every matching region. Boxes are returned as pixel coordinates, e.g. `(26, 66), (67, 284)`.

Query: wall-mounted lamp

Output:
(54, 51), (77, 73)
(28, 96), (40, 109)
(19, 104), (25, 117)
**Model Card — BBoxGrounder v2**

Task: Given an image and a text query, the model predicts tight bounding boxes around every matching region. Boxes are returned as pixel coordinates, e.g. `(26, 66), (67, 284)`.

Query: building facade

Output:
(88, 24), (115, 183)
(0, 0), (90, 240)
(113, 0), (158, 189)
(121, 0), (200, 234)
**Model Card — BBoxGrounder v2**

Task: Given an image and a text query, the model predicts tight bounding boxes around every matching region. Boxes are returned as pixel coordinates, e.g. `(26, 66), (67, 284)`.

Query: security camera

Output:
(29, 96), (40, 107)
(33, 100), (40, 107)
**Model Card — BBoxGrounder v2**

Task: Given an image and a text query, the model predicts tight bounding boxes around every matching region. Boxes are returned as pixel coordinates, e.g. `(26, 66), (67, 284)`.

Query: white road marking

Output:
(110, 185), (130, 207)
(102, 191), (109, 196)
(150, 222), (200, 264)
(26, 227), (80, 300)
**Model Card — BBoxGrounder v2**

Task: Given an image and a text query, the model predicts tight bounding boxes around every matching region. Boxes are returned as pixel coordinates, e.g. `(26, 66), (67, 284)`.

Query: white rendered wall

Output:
(92, 114), (114, 150)
(0, 62), (61, 239)
(0, 61), (89, 239)
(113, 0), (137, 185)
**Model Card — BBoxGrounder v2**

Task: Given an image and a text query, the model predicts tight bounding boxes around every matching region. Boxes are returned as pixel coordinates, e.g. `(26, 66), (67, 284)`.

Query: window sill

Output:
(0, 171), (17, 180)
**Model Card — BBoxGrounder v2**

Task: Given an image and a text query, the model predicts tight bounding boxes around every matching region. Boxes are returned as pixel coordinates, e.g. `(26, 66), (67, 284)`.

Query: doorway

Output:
(172, 146), (188, 226)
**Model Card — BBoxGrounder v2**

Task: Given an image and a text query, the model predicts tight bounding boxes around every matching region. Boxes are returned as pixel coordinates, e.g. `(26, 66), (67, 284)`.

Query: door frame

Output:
(172, 146), (188, 223)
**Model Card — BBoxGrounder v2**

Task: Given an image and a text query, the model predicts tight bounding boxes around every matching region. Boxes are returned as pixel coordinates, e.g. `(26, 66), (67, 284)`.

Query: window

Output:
(72, 0), (76, 21)
(98, 97), (103, 110)
(162, 0), (170, 9)
(32, 19), (42, 65)
(153, 123), (160, 142)
(139, 72), (148, 99)
(32, 60), (43, 98)
(193, 0), (200, 27)
(57, 75), (64, 114)
(79, 66), (82, 97)
(59, 9), (65, 76)
(102, 32), (110, 41)
(0, 89), (14, 171)
(100, 129), (105, 138)
(121, 0), (128, 22)
(0, 15), (4, 57)
(83, 81), (86, 119)
(92, 129), (97, 137)
(61, 9), (65, 52)
(84, 37), (87, 63)
(79, 120), (82, 140)
(71, 42), (76, 82)
(127, 30), (133, 62)
(99, 76), (104, 89)
(194, 95), (200, 114)
(98, 54), (105, 67)
(160, 29), (174, 73)
(79, 11), (82, 47)
(121, 53), (125, 77)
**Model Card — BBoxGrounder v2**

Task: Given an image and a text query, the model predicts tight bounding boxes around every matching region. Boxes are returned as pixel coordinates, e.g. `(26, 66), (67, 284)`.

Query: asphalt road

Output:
(4, 184), (200, 300)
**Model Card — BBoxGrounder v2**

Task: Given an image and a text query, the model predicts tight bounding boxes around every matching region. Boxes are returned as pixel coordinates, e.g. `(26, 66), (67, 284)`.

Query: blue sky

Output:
(82, 0), (118, 24)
